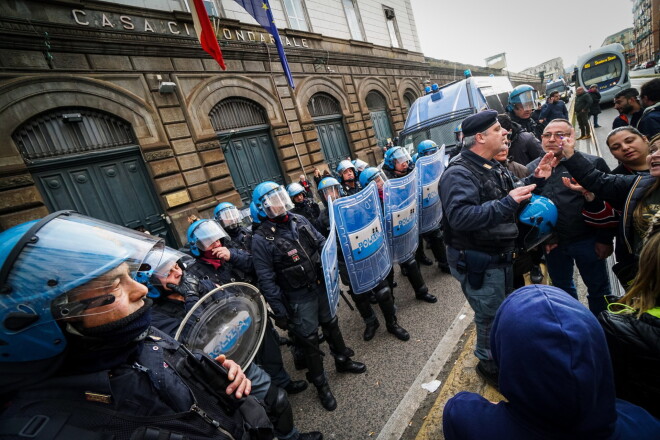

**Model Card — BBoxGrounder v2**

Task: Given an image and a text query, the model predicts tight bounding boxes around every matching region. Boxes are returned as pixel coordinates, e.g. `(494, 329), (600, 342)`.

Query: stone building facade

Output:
(632, 0), (660, 64)
(0, 0), (538, 244)
(520, 57), (565, 82)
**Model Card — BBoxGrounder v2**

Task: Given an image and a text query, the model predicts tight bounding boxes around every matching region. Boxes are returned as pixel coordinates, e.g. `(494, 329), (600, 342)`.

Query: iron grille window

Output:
(366, 91), (387, 111)
(308, 93), (341, 118)
(209, 98), (268, 131)
(12, 108), (136, 162)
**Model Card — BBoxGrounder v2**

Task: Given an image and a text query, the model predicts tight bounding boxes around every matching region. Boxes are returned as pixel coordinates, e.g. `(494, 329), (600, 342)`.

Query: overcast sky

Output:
(409, 0), (633, 73)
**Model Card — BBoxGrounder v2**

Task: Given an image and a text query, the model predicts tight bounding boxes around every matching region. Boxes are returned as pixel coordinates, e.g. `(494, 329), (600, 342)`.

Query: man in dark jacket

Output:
(638, 78), (660, 139)
(497, 114), (544, 166)
(539, 91), (568, 125)
(527, 119), (612, 314)
(588, 85), (602, 128)
(443, 285), (660, 440)
(613, 88), (643, 129)
(575, 87), (593, 139)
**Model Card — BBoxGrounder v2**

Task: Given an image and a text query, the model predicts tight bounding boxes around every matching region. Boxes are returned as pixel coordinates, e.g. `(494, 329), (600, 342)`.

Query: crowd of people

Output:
(1, 81), (660, 439)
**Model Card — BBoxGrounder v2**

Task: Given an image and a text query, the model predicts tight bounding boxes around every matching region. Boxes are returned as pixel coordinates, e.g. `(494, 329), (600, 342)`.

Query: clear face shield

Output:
(142, 247), (187, 289)
(192, 221), (229, 251)
(261, 186), (294, 219)
(514, 90), (538, 111)
(240, 208), (253, 227)
(321, 185), (342, 202)
(392, 148), (412, 171)
(368, 171), (388, 190)
(217, 206), (241, 230)
(354, 159), (368, 172)
(4, 213), (164, 324)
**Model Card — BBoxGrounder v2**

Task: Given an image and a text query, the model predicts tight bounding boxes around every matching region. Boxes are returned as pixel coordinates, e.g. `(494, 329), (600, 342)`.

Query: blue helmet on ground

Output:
(359, 167), (388, 189)
(507, 84), (537, 113)
(0, 211), (163, 370)
(252, 181), (293, 219)
(417, 140), (439, 157)
(213, 202), (241, 231)
(318, 176), (344, 202)
(383, 146), (412, 170)
(287, 182), (306, 198)
(187, 219), (229, 256)
(519, 195), (558, 251)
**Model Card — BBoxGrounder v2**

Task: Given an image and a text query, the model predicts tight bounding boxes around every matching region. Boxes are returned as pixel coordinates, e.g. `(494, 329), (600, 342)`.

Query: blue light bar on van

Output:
(431, 83), (439, 92)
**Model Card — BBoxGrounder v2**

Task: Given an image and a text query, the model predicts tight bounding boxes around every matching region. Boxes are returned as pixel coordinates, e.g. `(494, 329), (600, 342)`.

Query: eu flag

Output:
(233, 0), (295, 88)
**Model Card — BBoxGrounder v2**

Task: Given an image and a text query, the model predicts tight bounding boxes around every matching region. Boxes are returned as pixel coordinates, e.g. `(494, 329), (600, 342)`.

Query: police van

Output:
(544, 78), (572, 103)
(399, 76), (513, 159)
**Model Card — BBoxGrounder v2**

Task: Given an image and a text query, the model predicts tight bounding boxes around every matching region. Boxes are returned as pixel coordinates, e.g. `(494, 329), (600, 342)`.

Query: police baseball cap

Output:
(461, 110), (499, 137)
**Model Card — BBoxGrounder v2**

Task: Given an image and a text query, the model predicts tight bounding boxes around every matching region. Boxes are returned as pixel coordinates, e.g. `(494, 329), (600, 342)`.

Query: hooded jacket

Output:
(637, 102), (660, 139)
(443, 285), (660, 440)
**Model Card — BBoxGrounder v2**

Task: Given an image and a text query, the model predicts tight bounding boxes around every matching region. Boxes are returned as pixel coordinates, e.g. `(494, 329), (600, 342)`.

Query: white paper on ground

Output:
(421, 379), (441, 393)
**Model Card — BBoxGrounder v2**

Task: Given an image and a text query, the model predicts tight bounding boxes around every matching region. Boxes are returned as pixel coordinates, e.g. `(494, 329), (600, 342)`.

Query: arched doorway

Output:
(12, 107), (176, 245)
(366, 90), (393, 149)
(308, 92), (351, 171)
(209, 98), (284, 203)
(403, 90), (418, 118)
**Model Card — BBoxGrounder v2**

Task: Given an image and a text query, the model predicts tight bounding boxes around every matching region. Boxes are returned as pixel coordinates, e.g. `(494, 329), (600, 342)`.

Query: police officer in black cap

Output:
(439, 110), (556, 388)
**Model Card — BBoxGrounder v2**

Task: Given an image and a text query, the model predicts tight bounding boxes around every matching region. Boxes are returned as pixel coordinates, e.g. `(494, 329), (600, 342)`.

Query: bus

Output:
(399, 76), (514, 158)
(576, 43), (630, 103)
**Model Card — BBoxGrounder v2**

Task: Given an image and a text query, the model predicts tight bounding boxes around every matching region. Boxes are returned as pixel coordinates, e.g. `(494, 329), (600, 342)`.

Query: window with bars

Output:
(342, 0), (364, 41)
(209, 98), (269, 132)
(282, 0), (310, 31)
(308, 93), (342, 118)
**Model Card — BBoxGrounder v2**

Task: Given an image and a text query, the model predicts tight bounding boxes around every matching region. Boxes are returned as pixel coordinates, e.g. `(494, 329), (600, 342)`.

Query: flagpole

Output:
(264, 42), (307, 180)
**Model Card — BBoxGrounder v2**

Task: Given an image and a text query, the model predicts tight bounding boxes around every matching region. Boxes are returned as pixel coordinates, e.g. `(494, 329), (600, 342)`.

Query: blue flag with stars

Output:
(233, 0), (295, 88)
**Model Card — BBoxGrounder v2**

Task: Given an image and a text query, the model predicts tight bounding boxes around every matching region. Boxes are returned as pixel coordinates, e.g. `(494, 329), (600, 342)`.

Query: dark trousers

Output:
(577, 111), (590, 137)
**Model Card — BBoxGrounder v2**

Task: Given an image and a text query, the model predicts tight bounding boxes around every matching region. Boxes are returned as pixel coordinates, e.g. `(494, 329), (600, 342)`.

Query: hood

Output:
(491, 285), (617, 438)
(642, 101), (660, 117)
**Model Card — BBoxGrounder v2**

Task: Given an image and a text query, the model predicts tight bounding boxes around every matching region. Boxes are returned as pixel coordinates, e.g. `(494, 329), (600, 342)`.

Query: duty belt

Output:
(458, 250), (517, 265)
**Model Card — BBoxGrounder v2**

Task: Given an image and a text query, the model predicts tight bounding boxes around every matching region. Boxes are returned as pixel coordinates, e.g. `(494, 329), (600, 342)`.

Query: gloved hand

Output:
(273, 315), (290, 331)
(167, 273), (200, 298)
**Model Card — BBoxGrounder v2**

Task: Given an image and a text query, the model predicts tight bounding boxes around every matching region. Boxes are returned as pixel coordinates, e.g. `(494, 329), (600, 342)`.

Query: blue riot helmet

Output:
(507, 84), (537, 113)
(352, 159), (368, 173)
(417, 139), (439, 157)
(213, 202), (241, 231)
(336, 160), (357, 183)
(187, 219), (229, 257)
(286, 182), (306, 200)
(518, 195), (558, 251)
(249, 201), (261, 225)
(139, 247), (188, 296)
(454, 123), (463, 144)
(317, 177), (344, 202)
(0, 211), (163, 369)
(383, 146), (412, 172)
(359, 167), (388, 190)
(252, 181), (294, 219)
(412, 153), (419, 163)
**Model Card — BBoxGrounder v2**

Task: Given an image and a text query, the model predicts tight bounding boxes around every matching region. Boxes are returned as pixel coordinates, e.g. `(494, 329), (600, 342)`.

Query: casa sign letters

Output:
(71, 9), (309, 48)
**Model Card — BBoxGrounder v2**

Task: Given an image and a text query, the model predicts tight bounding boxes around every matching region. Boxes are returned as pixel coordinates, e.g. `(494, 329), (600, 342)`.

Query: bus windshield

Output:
(580, 54), (622, 88)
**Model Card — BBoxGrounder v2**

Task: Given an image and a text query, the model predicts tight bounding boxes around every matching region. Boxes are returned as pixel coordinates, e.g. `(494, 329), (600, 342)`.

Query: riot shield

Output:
(333, 183), (391, 294)
(321, 197), (341, 317)
(417, 145), (446, 233)
(383, 168), (419, 264)
(174, 282), (267, 369)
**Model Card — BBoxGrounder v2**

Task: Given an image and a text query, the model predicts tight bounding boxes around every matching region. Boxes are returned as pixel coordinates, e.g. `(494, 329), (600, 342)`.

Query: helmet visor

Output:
(262, 186), (294, 218)
(193, 221), (229, 251)
(145, 247), (187, 288)
(391, 148), (412, 166)
(354, 159), (368, 172)
(368, 171), (388, 190)
(218, 206), (241, 229)
(513, 90), (537, 111)
(5, 213), (164, 322)
(321, 185), (342, 202)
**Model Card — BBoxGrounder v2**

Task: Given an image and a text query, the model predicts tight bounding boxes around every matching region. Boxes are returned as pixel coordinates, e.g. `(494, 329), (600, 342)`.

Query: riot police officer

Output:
(335, 160), (362, 196)
(251, 182), (366, 412)
(0, 212), (274, 440)
(415, 140), (450, 273)
(287, 182), (321, 227)
(439, 110), (555, 387)
(381, 147), (437, 303)
(507, 84), (543, 140)
(316, 176), (409, 342)
(214, 201), (253, 253)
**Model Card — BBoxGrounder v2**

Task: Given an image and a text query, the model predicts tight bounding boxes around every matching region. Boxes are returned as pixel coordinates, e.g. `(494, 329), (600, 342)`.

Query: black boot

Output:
(307, 372), (337, 411)
(415, 285), (437, 303)
(374, 283), (410, 341)
(363, 318), (380, 341)
(386, 321), (410, 341)
(303, 333), (337, 411)
(402, 259), (437, 303)
(299, 432), (324, 440)
(416, 241), (434, 266)
(321, 317), (367, 374)
(284, 379), (308, 395)
(428, 233), (450, 274)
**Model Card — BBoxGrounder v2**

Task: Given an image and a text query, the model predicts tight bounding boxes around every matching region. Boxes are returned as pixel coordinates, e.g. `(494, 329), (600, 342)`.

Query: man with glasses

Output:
(526, 119), (612, 315)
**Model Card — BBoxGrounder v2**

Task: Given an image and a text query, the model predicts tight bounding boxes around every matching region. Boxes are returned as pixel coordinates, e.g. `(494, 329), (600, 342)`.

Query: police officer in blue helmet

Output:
(382, 146), (413, 179)
(507, 84), (543, 140)
(415, 140), (451, 273)
(214, 201), (254, 253)
(287, 182), (321, 228)
(250, 181), (366, 412)
(0, 211), (273, 439)
(335, 159), (361, 196)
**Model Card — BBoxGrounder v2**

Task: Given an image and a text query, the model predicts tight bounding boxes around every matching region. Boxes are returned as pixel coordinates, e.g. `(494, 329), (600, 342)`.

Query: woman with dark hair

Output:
(599, 226), (660, 418)
(558, 128), (660, 287)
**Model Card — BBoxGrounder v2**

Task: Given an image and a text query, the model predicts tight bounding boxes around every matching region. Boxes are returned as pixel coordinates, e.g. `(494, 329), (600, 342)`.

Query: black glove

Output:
(167, 273), (200, 298)
(273, 315), (290, 331)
